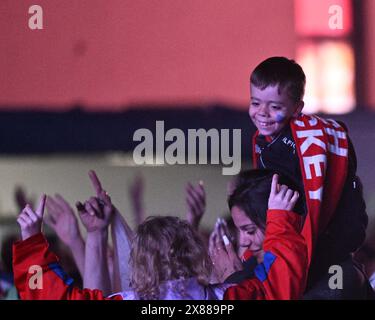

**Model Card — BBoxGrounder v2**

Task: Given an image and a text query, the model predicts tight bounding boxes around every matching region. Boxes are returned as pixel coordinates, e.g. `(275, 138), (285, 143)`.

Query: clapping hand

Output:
(44, 194), (82, 247)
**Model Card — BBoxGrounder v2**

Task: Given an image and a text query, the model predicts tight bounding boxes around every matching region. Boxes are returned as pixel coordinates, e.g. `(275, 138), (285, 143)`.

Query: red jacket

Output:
(13, 210), (307, 300)
(224, 210), (307, 300)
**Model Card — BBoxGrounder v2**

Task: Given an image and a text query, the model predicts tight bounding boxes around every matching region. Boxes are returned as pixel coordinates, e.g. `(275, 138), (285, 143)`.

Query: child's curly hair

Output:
(130, 216), (212, 299)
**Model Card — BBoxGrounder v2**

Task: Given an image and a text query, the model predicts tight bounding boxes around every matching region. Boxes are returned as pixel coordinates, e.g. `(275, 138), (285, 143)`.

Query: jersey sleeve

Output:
(224, 209), (308, 300)
(13, 233), (122, 300)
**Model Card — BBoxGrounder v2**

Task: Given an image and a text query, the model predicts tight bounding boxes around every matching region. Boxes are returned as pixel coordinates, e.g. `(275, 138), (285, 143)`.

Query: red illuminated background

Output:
(0, 0), (375, 248)
(1, 0), (374, 112)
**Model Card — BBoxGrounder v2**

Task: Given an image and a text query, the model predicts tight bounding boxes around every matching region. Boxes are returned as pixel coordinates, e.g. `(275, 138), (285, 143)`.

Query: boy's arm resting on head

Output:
(12, 233), (122, 300)
(224, 210), (306, 300)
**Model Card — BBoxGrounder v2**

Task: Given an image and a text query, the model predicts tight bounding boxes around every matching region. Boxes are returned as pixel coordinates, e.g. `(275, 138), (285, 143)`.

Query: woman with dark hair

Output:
(210, 169), (308, 299)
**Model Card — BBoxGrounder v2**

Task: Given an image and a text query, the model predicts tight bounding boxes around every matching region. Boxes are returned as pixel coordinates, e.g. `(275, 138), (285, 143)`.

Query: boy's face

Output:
(249, 84), (303, 137)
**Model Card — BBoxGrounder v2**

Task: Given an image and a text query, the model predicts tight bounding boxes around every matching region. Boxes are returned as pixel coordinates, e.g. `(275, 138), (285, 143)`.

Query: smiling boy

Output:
(249, 85), (303, 138)
(248, 57), (369, 298)
(250, 58), (306, 213)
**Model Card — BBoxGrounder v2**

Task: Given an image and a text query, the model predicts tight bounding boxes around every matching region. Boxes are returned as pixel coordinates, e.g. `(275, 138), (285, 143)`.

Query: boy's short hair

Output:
(250, 56), (306, 103)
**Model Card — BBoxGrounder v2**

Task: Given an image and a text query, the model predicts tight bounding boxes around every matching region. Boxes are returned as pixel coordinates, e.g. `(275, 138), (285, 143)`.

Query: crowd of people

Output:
(1, 57), (375, 300)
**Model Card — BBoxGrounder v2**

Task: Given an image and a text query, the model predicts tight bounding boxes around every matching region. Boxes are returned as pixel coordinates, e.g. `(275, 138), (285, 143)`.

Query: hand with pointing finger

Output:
(17, 194), (47, 241)
(268, 174), (299, 211)
(79, 170), (114, 294)
(76, 170), (114, 233)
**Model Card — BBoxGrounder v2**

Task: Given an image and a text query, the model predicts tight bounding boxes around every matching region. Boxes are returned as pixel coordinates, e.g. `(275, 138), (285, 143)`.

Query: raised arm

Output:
(260, 174), (307, 299)
(77, 170), (113, 296)
(128, 173), (146, 226)
(44, 194), (85, 277)
(14, 193), (122, 300)
(185, 181), (206, 230)
(17, 194), (46, 241)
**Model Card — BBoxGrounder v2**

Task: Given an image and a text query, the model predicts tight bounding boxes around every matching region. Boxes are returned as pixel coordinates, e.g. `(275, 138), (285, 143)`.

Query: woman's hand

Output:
(209, 218), (242, 283)
(268, 174), (299, 211)
(17, 194), (46, 241)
